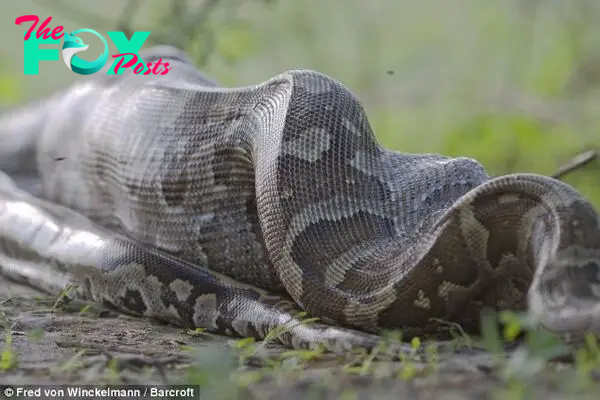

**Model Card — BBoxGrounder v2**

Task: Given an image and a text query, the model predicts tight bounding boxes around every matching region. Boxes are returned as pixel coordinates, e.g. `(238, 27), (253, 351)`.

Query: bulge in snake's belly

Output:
(35, 90), (282, 291)
(108, 156), (282, 292)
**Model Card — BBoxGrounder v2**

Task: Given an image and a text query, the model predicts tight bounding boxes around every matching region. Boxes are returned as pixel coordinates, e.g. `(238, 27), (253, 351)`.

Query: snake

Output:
(0, 45), (599, 356)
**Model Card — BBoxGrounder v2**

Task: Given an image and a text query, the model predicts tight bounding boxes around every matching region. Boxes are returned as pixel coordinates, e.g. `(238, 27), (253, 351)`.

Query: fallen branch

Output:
(551, 150), (597, 180)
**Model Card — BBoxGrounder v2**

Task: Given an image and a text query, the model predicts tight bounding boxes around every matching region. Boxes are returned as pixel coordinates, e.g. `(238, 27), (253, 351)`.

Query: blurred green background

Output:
(2, 0), (600, 206)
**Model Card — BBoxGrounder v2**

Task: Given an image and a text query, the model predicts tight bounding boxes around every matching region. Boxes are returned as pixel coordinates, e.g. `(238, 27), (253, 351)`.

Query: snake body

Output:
(0, 46), (599, 353)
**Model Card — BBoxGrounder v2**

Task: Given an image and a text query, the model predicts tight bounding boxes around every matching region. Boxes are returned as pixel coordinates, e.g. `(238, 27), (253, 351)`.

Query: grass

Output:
(173, 308), (600, 399)
(0, 288), (598, 398)
(164, 302), (600, 399)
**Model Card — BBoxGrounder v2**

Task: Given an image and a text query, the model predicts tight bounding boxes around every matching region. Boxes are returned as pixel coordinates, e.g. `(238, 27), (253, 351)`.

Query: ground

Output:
(0, 275), (599, 399)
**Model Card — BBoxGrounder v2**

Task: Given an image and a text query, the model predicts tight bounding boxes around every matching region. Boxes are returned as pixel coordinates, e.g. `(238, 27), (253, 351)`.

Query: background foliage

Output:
(2, 0), (600, 205)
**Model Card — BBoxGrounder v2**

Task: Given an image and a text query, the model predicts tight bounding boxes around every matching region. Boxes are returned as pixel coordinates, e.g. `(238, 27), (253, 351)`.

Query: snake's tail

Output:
(0, 173), (415, 358)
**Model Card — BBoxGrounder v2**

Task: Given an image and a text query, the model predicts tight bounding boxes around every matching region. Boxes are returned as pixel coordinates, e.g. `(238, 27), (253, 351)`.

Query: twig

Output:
(551, 150), (597, 180)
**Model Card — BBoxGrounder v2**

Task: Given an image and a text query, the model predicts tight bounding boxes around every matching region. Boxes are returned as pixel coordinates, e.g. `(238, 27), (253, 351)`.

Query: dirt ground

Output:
(0, 274), (599, 400)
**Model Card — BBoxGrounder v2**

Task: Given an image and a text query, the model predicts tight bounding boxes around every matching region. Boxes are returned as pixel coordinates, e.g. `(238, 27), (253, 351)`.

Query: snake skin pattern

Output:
(0, 46), (599, 355)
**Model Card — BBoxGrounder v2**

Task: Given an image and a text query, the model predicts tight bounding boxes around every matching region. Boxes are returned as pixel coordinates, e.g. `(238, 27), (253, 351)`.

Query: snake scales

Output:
(0, 46), (599, 355)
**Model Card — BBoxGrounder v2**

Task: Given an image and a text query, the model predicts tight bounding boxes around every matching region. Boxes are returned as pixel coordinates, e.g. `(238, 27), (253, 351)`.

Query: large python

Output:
(0, 46), (599, 355)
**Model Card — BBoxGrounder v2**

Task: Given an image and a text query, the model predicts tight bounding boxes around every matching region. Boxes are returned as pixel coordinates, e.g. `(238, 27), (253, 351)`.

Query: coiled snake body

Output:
(0, 46), (599, 354)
